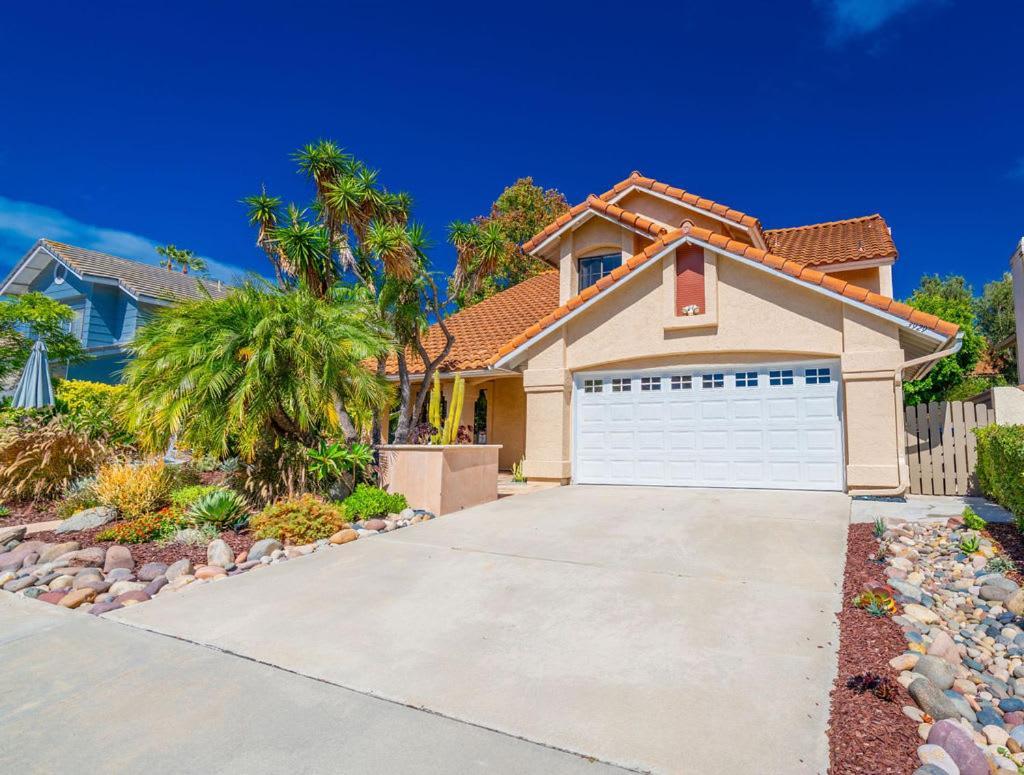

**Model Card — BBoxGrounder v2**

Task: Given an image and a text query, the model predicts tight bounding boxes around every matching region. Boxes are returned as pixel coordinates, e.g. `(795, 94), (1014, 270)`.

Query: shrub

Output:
(164, 524), (219, 546)
(249, 494), (347, 544)
(342, 484), (407, 521)
(975, 425), (1024, 521)
(0, 415), (108, 501)
(54, 379), (130, 442)
(0, 505), (9, 517)
(170, 484), (221, 511)
(94, 461), (173, 520)
(96, 511), (175, 544)
(962, 506), (986, 531)
(188, 488), (248, 530)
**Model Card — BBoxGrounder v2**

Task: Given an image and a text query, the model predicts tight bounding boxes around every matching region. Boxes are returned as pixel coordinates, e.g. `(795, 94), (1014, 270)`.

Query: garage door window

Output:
(806, 367), (832, 384)
(769, 369), (794, 386)
(640, 377), (661, 391)
(702, 373), (724, 389)
(735, 371), (758, 388)
(611, 378), (632, 392)
(670, 375), (692, 390)
(583, 379), (603, 394)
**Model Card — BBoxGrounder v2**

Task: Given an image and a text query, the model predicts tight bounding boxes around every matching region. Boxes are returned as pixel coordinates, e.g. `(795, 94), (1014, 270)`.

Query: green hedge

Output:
(975, 424), (1024, 518)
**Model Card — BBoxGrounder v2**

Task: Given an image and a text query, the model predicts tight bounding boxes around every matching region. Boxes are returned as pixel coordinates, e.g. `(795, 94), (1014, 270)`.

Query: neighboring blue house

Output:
(1, 239), (229, 383)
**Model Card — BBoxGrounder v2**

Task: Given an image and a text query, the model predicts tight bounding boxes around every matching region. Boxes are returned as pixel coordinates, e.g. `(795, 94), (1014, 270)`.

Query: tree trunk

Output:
(392, 351), (415, 443)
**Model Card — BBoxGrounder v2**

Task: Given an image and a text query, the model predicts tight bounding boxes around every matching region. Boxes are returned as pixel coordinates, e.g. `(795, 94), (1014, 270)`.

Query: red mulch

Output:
(28, 524), (253, 568)
(828, 523), (920, 775)
(985, 522), (1024, 582)
(0, 502), (60, 528)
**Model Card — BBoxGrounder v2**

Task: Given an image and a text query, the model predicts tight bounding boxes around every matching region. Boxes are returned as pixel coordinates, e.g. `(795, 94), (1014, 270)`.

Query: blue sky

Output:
(0, 0), (1020, 298)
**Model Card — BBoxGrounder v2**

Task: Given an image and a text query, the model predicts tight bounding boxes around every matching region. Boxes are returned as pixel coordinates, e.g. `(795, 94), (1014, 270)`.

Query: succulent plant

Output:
(846, 672), (899, 701)
(962, 506), (987, 531)
(187, 488), (249, 530)
(853, 589), (896, 616)
(960, 533), (982, 554)
(987, 556), (1017, 574)
(872, 517), (886, 539)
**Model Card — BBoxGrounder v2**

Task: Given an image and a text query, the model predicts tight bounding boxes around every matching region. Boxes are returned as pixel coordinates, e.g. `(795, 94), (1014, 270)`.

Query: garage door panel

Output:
(575, 362), (843, 491)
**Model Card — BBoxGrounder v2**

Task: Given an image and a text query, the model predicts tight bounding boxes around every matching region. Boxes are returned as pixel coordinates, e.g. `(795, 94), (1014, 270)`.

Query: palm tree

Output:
(155, 244), (206, 274)
(120, 282), (393, 465)
(156, 244), (178, 271)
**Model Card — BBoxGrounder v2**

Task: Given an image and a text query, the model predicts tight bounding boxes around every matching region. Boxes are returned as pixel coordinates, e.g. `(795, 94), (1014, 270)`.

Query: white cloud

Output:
(0, 196), (246, 283)
(817, 0), (939, 41)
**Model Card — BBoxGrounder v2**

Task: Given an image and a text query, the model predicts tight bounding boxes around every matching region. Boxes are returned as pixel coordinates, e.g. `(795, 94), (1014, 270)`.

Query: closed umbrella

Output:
(12, 339), (54, 409)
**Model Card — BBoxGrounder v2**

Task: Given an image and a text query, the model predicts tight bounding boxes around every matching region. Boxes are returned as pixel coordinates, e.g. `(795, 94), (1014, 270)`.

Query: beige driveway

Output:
(111, 486), (850, 774)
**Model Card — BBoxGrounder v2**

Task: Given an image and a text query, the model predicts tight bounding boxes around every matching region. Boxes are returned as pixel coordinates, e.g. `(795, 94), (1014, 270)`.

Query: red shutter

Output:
(675, 244), (705, 315)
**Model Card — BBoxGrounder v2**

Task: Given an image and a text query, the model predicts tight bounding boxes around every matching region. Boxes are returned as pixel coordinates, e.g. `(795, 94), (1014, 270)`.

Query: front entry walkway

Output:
(102, 486), (849, 773)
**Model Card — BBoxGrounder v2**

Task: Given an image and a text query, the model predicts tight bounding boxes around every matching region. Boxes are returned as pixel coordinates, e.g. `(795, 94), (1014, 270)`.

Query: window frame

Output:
(670, 375), (692, 391)
(734, 371), (758, 388)
(805, 367), (832, 385)
(640, 376), (661, 392)
(610, 377), (632, 393)
(701, 373), (725, 389)
(578, 252), (622, 291)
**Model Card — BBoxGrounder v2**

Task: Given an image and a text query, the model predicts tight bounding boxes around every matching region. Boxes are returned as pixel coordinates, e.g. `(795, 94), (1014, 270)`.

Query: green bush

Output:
(96, 510), (178, 544)
(188, 488), (248, 530)
(975, 425), (1024, 522)
(342, 484), (407, 520)
(249, 494), (347, 544)
(54, 379), (132, 443)
(170, 484), (222, 511)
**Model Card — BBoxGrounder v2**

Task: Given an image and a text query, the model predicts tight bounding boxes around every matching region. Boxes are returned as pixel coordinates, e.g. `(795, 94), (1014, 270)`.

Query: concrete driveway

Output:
(103, 486), (850, 774)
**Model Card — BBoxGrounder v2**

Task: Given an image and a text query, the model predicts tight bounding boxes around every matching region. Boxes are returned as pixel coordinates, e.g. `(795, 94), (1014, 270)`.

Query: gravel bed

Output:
(828, 523), (921, 775)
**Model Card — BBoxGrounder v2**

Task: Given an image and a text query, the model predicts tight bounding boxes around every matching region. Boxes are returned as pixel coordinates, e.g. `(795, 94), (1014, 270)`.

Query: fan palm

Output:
(119, 282), (393, 460)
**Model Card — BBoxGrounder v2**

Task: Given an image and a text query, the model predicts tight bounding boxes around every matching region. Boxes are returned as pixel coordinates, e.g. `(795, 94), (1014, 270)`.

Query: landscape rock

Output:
(206, 539), (233, 568)
(103, 545), (134, 573)
(137, 562), (167, 581)
(1006, 589), (1024, 617)
(143, 576), (168, 596)
(54, 547), (106, 567)
(58, 588), (96, 608)
(165, 558), (192, 581)
(37, 541), (80, 564)
(247, 538), (282, 563)
(910, 677), (962, 720)
(55, 506), (117, 534)
(38, 590), (67, 604)
(329, 529), (358, 545)
(928, 719), (990, 775)
(194, 565), (226, 580)
(88, 601), (124, 615)
(363, 518), (387, 531)
(0, 526), (26, 545)
(105, 567), (135, 582)
(904, 604), (941, 625)
(3, 576), (35, 593)
(917, 743), (960, 774)
(114, 590), (150, 605)
(108, 580), (146, 596)
(914, 655), (957, 691)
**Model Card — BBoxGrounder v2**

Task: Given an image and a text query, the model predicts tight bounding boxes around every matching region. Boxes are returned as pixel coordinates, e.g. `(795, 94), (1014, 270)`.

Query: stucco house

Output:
(398, 172), (961, 495)
(1, 239), (228, 383)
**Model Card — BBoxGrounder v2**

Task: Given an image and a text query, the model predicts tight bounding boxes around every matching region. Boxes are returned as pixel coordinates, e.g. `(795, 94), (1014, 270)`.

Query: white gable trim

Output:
(0, 242), (87, 296)
(606, 185), (768, 250)
(493, 234), (947, 370)
(528, 207), (670, 259)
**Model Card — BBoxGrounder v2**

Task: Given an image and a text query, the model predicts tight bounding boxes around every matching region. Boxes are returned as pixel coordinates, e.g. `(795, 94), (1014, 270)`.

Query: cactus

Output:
(429, 373), (465, 445)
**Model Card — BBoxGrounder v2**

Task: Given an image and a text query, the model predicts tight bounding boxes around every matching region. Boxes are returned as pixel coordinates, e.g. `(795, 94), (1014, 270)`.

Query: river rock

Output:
(114, 590), (150, 606)
(143, 576), (168, 596)
(917, 744), (960, 774)
(88, 601), (124, 615)
(3, 576), (36, 593)
(928, 718), (990, 775)
(909, 677), (961, 720)
(165, 558), (192, 581)
(194, 565), (226, 580)
(137, 562), (167, 581)
(108, 580), (146, 596)
(59, 588), (96, 608)
(904, 604), (941, 625)
(206, 539), (233, 568)
(248, 539), (282, 562)
(1006, 590), (1024, 617)
(915, 655), (957, 690)
(54, 547), (105, 567)
(329, 529), (359, 545)
(103, 545), (134, 572)
(37, 541), (80, 564)
(105, 567), (135, 582)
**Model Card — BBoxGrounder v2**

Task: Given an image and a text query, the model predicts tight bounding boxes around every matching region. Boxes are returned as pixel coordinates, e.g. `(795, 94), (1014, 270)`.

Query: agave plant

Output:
(960, 533), (982, 554)
(187, 488), (249, 531)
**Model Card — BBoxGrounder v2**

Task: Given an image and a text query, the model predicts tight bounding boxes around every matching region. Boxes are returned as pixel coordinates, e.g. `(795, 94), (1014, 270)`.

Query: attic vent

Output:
(54, 264), (66, 284)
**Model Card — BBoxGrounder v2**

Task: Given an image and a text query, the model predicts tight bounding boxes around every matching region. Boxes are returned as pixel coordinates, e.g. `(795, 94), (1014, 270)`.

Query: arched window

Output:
(578, 251), (622, 291)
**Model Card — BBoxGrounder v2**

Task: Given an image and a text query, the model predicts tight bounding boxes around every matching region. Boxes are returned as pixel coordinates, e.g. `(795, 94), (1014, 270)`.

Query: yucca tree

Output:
(119, 282), (393, 461)
(242, 189), (288, 285)
(449, 220), (510, 303)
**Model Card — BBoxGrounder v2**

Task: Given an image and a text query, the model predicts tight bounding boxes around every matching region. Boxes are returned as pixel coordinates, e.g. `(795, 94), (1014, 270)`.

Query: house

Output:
(396, 172), (962, 495)
(1010, 237), (1024, 382)
(1, 239), (229, 383)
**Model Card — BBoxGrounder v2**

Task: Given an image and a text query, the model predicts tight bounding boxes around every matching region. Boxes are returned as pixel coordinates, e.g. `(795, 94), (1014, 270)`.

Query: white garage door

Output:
(573, 362), (844, 491)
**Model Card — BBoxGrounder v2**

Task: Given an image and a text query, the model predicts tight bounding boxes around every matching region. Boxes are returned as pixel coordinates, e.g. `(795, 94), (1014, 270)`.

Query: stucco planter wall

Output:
(378, 445), (502, 516)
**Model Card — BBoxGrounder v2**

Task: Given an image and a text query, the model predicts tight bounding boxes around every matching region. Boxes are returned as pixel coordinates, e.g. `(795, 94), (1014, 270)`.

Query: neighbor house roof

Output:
(489, 225), (958, 367)
(764, 214), (897, 267)
(383, 271), (560, 375)
(3, 240), (231, 302)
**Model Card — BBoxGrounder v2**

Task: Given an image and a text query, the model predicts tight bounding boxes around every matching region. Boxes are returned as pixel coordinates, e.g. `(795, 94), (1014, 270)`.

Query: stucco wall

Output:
(431, 375), (526, 472)
(519, 243), (909, 492)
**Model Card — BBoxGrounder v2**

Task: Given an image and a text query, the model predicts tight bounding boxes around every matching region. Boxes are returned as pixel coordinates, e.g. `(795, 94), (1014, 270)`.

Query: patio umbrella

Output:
(12, 338), (54, 409)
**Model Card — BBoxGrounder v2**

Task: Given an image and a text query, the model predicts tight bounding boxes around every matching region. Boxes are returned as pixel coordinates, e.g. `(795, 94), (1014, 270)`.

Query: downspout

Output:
(869, 334), (964, 497)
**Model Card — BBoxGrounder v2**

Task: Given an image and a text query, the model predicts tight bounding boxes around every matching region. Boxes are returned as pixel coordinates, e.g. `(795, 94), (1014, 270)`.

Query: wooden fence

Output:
(904, 400), (995, 496)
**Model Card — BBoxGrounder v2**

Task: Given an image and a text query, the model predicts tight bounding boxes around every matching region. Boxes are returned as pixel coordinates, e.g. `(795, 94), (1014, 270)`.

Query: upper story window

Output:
(578, 253), (621, 291)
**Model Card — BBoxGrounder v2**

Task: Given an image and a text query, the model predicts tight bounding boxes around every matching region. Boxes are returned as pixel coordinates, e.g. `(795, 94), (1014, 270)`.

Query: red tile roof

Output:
(487, 226), (957, 365)
(764, 214), (897, 266)
(383, 271), (560, 375)
(521, 194), (668, 254)
(600, 172), (763, 232)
